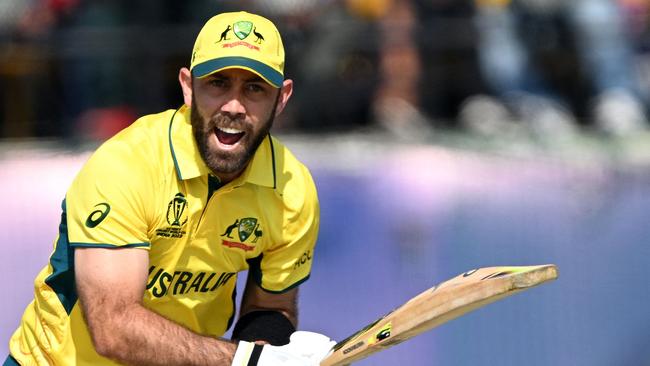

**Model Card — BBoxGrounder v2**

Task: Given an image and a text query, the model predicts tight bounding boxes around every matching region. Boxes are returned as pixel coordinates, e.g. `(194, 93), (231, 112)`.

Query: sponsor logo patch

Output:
(293, 250), (312, 270)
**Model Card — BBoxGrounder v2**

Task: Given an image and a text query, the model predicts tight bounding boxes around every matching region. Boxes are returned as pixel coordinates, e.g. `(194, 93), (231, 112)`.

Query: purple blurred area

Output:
(2, 138), (650, 365)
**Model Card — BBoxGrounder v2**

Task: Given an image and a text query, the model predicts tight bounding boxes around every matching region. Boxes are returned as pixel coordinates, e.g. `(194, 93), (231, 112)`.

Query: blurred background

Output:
(1, 0), (650, 365)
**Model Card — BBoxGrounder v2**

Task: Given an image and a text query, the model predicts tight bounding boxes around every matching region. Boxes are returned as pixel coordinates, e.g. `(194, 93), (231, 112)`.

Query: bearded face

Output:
(189, 70), (280, 180)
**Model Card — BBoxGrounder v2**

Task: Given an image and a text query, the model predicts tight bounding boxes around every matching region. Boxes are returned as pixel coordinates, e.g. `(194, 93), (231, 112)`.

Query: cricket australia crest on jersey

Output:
(221, 217), (263, 251)
(156, 193), (188, 238)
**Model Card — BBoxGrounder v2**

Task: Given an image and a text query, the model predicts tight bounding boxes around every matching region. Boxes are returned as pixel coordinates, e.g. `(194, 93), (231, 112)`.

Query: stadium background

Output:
(1, 1), (650, 365)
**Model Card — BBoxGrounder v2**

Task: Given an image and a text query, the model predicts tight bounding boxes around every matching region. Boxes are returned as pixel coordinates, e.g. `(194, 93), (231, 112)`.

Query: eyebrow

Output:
(246, 75), (265, 83)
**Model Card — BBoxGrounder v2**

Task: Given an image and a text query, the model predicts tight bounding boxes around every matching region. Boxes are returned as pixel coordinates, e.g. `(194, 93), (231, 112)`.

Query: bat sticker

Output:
(481, 270), (515, 280)
(367, 322), (392, 345)
(342, 341), (365, 355)
(332, 316), (383, 352)
(463, 268), (479, 277)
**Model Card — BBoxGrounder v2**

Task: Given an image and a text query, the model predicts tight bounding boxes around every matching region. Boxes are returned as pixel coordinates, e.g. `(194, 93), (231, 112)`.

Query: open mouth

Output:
(215, 126), (245, 145)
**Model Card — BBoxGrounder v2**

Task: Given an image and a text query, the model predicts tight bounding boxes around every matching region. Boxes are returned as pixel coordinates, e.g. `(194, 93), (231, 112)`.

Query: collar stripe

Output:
(268, 134), (277, 190)
(168, 107), (183, 181)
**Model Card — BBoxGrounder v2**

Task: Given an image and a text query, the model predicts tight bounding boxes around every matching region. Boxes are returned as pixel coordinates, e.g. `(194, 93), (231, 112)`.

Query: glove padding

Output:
(232, 331), (336, 366)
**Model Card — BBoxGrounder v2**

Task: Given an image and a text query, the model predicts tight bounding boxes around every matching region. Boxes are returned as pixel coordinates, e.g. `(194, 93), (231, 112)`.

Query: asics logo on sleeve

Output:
(85, 203), (111, 228)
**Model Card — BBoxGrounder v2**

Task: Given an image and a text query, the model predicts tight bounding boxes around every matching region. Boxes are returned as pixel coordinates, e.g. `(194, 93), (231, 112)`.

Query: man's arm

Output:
(75, 247), (237, 366)
(239, 275), (299, 326)
(231, 274), (299, 345)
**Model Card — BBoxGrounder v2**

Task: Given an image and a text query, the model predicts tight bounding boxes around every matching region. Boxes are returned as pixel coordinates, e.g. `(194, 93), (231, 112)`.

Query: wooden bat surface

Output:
(320, 264), (559, 366)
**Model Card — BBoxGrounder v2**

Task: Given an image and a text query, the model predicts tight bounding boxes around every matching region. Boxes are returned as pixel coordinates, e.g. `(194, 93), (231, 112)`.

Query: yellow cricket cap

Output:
(190, 11), (285, 88)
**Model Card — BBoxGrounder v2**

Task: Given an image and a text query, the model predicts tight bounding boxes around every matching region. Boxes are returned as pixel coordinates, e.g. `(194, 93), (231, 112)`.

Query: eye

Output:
(208, 78), (228, 88)
(246, 83), (266, 94)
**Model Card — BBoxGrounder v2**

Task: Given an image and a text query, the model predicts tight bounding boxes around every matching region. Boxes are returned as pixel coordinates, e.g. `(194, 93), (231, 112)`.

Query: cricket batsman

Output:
(5, 11), (335, 366)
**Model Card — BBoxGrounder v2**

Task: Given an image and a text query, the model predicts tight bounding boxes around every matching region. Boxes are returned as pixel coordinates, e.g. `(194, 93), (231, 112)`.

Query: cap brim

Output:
(192, 56), (283, 88)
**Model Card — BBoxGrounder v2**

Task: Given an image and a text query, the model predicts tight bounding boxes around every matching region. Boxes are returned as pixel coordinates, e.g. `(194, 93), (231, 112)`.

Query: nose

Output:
(220, 92), (246, 117)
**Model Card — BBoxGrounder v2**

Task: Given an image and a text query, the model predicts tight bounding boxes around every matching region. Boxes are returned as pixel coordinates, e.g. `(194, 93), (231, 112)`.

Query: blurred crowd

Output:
(1, 0), (650, 141)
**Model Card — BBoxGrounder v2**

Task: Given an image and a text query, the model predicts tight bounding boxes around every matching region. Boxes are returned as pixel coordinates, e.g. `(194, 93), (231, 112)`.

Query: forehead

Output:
(205, 68), (266, 82)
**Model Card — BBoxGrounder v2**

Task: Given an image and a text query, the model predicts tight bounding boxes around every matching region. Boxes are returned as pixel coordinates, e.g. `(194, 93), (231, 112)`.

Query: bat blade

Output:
(320, 264), (558, 366)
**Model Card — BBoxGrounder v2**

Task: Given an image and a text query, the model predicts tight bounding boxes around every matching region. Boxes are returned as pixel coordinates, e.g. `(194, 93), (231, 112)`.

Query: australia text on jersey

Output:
(146, 266), (235, 298)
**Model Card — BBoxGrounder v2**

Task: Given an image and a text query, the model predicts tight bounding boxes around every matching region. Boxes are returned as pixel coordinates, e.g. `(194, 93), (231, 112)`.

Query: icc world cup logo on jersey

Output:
(156, 193), (188, 239)
(166, 193), (188, 227)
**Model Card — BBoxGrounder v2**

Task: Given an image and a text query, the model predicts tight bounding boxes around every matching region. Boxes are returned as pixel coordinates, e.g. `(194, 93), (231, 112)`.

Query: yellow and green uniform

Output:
(7, 105), (319, 366)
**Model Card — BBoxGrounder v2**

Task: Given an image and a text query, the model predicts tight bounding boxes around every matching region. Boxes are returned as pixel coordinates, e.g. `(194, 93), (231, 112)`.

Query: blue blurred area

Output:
(297, 140), (650, 365)
(1, 137), (650, 365)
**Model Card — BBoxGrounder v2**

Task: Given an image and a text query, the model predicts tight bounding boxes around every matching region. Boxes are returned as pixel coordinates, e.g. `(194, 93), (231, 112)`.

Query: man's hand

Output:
(232, 331), (335, 366)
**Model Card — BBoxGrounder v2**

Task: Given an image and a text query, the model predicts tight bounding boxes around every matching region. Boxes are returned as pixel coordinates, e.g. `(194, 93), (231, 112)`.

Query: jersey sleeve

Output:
(250, 165), (320, 293)
(65, 137), (155, 249)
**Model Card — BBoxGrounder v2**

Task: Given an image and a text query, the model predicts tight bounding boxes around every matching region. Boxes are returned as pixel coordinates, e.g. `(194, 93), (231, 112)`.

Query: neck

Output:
(212, 168), (245, 184)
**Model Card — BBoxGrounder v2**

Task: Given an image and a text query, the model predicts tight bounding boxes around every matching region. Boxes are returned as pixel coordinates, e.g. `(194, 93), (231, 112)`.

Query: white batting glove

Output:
(232, 331), (336, 366)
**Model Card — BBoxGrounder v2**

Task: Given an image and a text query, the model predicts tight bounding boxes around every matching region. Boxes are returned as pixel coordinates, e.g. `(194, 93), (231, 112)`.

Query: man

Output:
(5, 11), (334, 366)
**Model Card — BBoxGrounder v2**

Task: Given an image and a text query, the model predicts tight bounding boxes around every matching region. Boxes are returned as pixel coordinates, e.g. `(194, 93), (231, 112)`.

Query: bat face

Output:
(321, 264), (558, 366)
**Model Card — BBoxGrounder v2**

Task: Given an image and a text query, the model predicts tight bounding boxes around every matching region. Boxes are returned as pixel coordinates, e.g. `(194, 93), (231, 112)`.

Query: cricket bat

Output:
(320, 264), (558, 366)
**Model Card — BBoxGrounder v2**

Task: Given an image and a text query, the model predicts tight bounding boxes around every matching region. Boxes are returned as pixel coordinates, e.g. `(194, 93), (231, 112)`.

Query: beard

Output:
(190, 93), (277, 178)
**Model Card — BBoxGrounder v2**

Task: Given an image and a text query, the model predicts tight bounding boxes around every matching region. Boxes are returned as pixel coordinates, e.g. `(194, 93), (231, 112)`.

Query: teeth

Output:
(217, 126), (243, 134)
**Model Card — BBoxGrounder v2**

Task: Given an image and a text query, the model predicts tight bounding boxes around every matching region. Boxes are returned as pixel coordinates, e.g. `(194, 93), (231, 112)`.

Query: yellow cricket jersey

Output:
(8, 105), (320, 365)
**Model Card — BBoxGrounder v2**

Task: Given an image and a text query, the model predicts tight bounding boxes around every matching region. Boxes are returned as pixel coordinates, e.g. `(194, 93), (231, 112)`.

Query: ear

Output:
(274, 79), (294, 117)
(179, 67), (193, 107)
